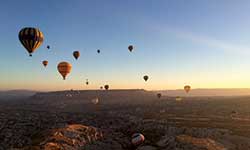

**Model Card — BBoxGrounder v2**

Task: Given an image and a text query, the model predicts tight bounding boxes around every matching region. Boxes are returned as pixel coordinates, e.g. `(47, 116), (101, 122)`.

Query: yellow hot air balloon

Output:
(143, 75), (149, 82)
(57, 62), (72, 80)
(18, 27), (44, 56)
(73, 51), (80, 60)
(128, 45), (133, 52)
(42, 60), (48, 67)
(184, 85), (191, 93)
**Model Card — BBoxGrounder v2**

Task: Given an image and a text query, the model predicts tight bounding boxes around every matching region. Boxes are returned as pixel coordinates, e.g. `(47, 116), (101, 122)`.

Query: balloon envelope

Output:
(157, 93), (162, 98)
(42, 60), (48, 67)
(143, 75), (149, 81)
(57, 62), (72, 80)
(131, 133), (145, 146)
(128, 45), (133, 52)
(73, 51), (80, 60)
(184, 85), (191, 93)
(104, 85), (109, 90)
(18, 27), (44, 56)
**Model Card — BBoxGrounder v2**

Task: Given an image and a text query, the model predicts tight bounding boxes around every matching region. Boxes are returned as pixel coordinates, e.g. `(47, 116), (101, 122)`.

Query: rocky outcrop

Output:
(40, 124), (103, 150)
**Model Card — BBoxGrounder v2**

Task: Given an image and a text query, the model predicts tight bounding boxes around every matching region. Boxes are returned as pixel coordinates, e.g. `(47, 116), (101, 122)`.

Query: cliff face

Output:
(42, 124), (103, 150)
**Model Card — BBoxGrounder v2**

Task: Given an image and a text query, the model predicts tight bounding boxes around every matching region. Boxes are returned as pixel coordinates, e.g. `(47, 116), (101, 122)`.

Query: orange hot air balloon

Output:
(128, 45), (133, 52)
(42, 60), (48, 67)
(18, 27), (44, 56)
(157, 93), (162, 99)
(143, 75), (149, 82)
(104, 85), (109, 90)
(73, 51), (80, 60)
(57, 62), (72, 80)
(184, 85), (191, 93)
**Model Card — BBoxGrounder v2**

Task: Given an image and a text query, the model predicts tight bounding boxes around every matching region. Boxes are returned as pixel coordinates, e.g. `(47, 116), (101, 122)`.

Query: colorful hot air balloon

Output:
(91, 98), (99, 105)
(143, 75), (149, 82)
(184, 85), (191, 93)
(18, 27), (44, 56)
(42, 60), (48, 67)
(73, 51), (80, 60)
(57, 62), (72, 80)
(97, 49), (100, 53)
(104, 85), (109, 90)
(128, 45), (133, 52)
(47, 45), (50, 49)
(157, 93), (162, 99)
(131, 133), (145, 146)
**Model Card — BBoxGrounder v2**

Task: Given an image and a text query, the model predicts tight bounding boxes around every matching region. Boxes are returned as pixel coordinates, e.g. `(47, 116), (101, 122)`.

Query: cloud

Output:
(157, 26), (250, 55)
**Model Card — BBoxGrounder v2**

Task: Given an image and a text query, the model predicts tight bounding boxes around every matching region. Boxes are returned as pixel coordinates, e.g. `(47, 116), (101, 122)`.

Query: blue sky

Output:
(1, 0), (250, 91)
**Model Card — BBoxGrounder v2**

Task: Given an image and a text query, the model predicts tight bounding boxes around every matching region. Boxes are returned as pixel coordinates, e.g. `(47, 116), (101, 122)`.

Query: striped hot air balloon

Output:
(131, 133), (145, 146)
(18, 27), (44, 56)
(57, 62), (72, 80)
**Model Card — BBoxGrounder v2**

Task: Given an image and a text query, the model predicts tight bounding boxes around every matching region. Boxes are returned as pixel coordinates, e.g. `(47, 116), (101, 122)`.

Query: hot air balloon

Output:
(42, 60), (48, 67)
(100, 86), (103, 90)
(97, 49), (100, 53)
(143, 75), (149, 82)
(47, 45), (50, 49)
(128, 45), (134, 52)
(18, 27), (44, 56)
(184, 85), (191, 93)
(57, 62), (72, 80)
(91, 98), (99, 105)
(157, 93), (162, 99)
(131, 133), (145, 146)
(86, 79), (89, 85)
(73, 51), (80, 60)
(104, 85), (109, 90)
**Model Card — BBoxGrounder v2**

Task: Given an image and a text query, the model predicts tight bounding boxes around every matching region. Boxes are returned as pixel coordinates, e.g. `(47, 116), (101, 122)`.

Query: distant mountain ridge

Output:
(0, 90), (37, 100)
(157, 88), (250, 96)
(2, 88), (250, 100)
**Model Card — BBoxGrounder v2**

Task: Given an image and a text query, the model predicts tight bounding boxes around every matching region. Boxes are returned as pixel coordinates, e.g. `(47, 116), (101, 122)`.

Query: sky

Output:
(1, 0), (250, 91)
